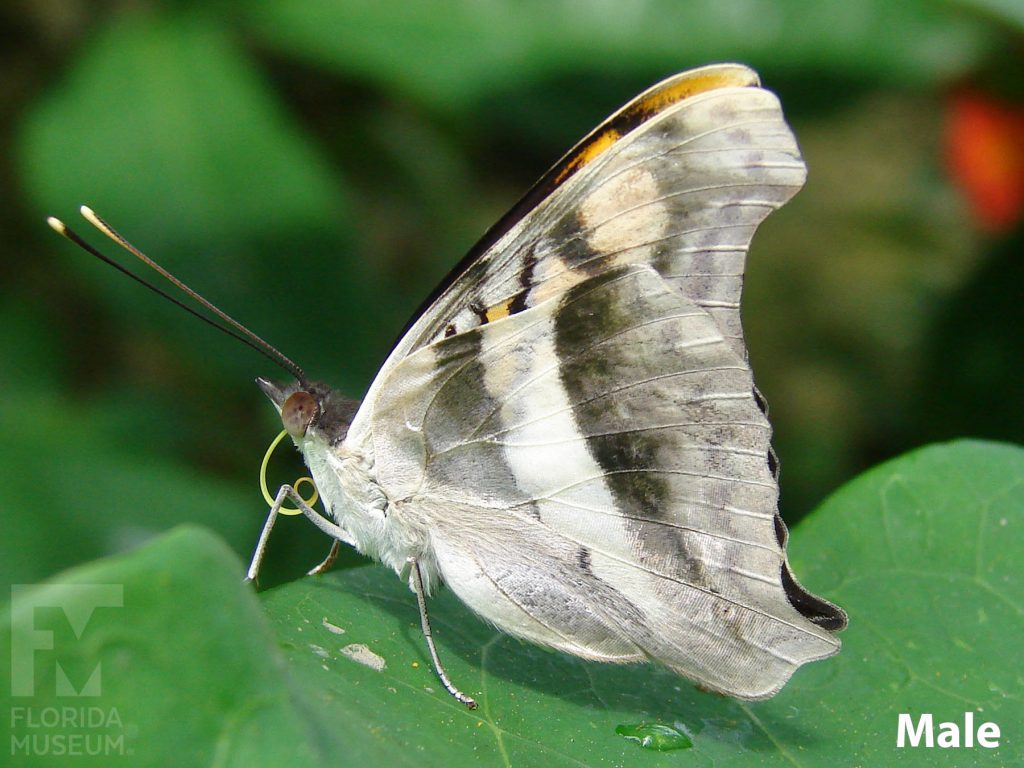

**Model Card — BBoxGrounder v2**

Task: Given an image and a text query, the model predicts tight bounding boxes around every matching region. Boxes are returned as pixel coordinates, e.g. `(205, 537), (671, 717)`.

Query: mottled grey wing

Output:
(387, 64), (804, 367)
(370, 265), (844, 699)
(351, 64), (804, 444)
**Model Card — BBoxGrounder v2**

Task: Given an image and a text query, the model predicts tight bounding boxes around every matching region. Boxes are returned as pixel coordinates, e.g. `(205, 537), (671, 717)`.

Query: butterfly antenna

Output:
(47, 206), (305, 382)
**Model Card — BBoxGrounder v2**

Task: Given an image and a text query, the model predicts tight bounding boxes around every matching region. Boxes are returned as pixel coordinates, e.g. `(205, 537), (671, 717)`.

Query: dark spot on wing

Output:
(469, 300), (489, 324)
(752, 386), (769, 416)
(780, 562), (848, 631)
(577, 547), (592, 573)
(752, 387), (779, 479)
(507, 248), (539, 315)
(773, 513), (787, 548)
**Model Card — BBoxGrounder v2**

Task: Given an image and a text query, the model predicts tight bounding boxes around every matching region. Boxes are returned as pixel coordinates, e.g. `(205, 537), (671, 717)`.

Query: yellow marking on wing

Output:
(485, 298), (515, 322)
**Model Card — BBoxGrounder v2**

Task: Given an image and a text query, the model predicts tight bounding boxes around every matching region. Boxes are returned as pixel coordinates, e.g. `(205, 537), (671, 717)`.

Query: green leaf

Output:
(4, 441), (1021, 765)
(243, 0), (993, 110)
(256, 441), (1024, 765)
(2, 527), (320, 768)
(792, 439), (1024, 744)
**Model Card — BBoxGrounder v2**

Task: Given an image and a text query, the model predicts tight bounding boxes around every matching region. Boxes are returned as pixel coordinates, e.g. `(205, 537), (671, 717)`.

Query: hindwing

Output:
(370, 265), (844, 699)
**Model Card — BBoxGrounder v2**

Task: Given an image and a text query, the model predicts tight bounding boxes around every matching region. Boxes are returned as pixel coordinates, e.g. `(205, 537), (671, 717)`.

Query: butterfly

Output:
(51, 63), (846, 710)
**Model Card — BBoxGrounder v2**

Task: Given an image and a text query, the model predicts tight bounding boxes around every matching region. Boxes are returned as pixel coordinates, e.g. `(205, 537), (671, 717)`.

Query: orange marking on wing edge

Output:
(554, 128), (620, 184)
(634, 69), (757, 116)
(551, 67), (757, 185)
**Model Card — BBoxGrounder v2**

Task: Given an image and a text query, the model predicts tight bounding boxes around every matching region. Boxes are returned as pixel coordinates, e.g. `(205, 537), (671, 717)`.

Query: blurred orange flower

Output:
(946, 90), (1024, 234)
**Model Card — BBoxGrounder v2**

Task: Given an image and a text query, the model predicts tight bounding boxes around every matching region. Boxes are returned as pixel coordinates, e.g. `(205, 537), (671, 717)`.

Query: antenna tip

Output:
(80, 205), (98, 222)
(46, 216), (67, 234)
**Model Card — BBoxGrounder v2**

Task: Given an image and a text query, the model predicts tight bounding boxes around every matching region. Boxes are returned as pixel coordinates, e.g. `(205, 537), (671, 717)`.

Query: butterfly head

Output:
(256, 377), (358, 447)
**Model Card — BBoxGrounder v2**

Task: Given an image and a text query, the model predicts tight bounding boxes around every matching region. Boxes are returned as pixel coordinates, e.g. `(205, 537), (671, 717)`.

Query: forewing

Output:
(370, 265), (843, 699)
(389, 64), (804, 366)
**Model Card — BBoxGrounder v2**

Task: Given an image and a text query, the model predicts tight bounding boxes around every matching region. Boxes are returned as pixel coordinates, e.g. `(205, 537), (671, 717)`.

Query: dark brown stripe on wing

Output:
(553, 267), (713, 590)
(421, 322), (546, 520)
(506, 248), (539, 316)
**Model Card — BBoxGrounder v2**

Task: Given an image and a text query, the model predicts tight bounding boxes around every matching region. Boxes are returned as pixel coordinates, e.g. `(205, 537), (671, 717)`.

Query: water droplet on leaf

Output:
(615, 722), (693, 751)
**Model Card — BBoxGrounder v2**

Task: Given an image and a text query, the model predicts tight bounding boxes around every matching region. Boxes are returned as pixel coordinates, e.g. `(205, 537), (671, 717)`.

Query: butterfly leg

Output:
(408, 557), (478, 710)
(244, 491), (282, 584)
(307, 540), (341, 576)
(245, 485), (349, 584)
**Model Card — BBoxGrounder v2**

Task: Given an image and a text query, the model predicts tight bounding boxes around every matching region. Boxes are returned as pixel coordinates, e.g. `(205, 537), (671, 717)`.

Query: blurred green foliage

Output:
(1, 0), (1022, 672)
(2, 0), (1024, 764)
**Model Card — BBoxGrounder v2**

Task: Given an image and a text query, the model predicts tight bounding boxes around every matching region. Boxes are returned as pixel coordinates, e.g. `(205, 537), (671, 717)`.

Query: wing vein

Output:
(527, 495), (780, 553)
(478, 382), (760, 445)
(543, 467), (776, 499)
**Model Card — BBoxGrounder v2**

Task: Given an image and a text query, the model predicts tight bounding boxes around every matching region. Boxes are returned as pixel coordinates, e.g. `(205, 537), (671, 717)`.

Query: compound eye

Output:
(281, 391), (318, 438)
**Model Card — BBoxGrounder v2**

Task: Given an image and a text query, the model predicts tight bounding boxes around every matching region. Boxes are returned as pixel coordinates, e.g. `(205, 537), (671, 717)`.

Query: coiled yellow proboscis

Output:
(260, 429), (319, 516)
